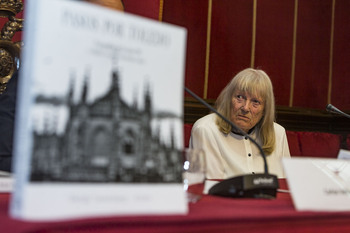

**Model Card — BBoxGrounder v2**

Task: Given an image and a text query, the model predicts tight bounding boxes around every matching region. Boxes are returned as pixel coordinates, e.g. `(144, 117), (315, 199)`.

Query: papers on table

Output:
(283, 157), (350, 212)
(0, 171), (14, 193)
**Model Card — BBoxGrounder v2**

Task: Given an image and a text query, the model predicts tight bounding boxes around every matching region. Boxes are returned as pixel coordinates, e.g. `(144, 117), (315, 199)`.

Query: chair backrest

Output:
(286, 131), (302, 157)
(297, 131), (341, 158)
(184, 123), (193, 148)
(347, 135), (350, 151)
(185, 125), (341, 158)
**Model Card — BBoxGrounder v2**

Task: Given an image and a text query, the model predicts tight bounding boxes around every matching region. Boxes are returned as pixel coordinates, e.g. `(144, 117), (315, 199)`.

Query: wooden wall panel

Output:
(254, 0), (295, 106)
(123, 0), (160, 20)
(332, 0), (350, 110)
(162, 0), (208, 98)
(293, 0), (332, 109)
(207, 0), (254, 99)
(3, 0), (350, 131)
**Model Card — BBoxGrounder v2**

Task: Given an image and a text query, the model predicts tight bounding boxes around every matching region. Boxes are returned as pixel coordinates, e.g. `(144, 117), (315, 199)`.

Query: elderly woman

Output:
(190, 68), (291, 185)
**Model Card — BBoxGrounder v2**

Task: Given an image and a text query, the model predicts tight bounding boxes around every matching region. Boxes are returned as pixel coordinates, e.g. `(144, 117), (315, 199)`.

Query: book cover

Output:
(11, 0), (187, 220)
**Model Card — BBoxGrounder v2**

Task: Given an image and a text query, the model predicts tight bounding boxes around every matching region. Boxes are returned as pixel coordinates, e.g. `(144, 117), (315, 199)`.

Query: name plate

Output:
(0, 171), (14, 193)
(338, 149), (350, 160)
(282, 157), (350, 211)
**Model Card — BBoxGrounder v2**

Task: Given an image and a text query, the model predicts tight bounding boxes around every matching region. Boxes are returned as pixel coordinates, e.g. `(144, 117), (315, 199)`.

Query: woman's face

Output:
(230, 91), (265, 133)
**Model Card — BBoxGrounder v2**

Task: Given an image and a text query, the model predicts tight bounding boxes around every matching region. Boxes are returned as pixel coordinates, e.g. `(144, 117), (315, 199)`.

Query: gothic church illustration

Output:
(30, 70), (183, 183)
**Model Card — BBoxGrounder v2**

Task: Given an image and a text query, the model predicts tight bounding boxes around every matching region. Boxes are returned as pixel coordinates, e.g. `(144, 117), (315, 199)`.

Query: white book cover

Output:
(10, 0), (187, 220)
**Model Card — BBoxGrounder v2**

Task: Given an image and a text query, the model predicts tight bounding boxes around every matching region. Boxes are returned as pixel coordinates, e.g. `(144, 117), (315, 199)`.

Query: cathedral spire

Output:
(68, 71), (75, 106)
(170, 124), (175, 149)
(81, 70), (89, 104)
(111, 54), (120, 95)
(112, 70), (120, 95)
(144, 81), (152, 115)
(133, 86), (138, 109)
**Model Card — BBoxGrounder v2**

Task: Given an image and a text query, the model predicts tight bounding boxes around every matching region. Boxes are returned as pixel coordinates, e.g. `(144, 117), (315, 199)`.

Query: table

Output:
(2, 179), (350, 233)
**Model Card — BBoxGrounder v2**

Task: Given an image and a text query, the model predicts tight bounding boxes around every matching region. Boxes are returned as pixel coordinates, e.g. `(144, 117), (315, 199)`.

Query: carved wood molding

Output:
(184, 97), (350, 134)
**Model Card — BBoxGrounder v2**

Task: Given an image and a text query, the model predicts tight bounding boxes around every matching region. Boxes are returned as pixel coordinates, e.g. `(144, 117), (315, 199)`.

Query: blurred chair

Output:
(184, 123), (193, 148)
(286, 131), (302, 157)
(298, 131), (341, 158)
(0, 0), (23, 172)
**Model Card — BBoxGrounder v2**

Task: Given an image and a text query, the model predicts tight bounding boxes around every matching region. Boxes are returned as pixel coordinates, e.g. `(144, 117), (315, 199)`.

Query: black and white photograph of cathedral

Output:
(29, 68), (183, 183)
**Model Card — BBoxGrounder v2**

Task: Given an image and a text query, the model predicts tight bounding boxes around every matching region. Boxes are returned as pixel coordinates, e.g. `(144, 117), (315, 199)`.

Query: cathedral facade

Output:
(30, 70), (183, 183)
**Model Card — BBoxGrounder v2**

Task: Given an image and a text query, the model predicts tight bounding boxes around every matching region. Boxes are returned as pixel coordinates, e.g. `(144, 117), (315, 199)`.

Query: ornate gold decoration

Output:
(0, 0), (23, 94)
(0, 0), (23, 16)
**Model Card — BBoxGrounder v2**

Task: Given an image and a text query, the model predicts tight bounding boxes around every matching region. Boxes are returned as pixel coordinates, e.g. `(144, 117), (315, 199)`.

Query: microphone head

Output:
(326, 104), (334, 112)
(326, 104), (341, 114)
(325, 104), (350, 119)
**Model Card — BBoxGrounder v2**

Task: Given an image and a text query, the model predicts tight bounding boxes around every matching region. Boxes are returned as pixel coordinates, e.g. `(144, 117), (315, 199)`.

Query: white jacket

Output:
(190, 113), (291, 181)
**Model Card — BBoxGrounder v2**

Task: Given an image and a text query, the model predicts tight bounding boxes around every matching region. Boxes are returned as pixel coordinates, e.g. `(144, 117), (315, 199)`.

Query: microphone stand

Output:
(185, 87), (279, 199)
(326, 104), (350, 119)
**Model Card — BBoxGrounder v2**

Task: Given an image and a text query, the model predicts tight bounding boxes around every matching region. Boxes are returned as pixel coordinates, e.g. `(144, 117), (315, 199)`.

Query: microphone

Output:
(326, 104), (350, 119)
(185, 87), (279, 199)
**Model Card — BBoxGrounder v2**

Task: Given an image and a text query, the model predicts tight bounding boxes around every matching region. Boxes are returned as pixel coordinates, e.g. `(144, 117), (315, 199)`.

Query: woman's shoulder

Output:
(273, 122), (286, 134)
(193, 113), (217, 129)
